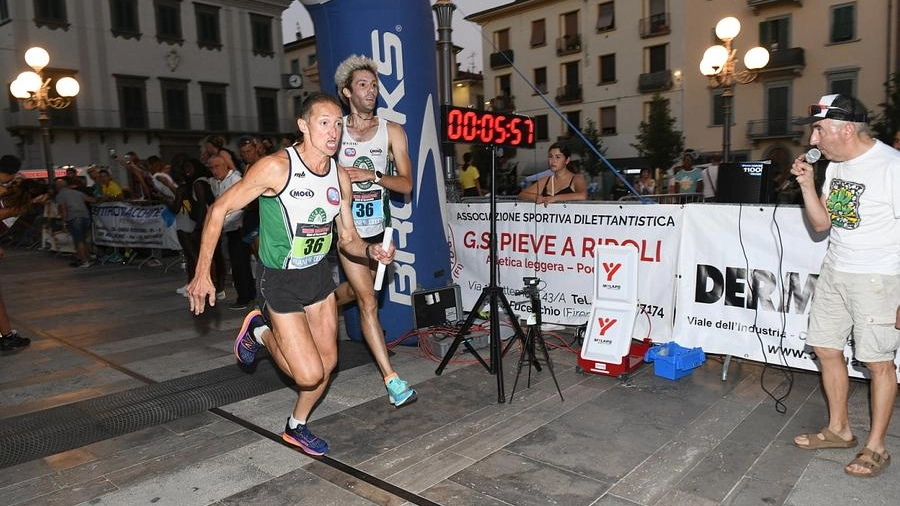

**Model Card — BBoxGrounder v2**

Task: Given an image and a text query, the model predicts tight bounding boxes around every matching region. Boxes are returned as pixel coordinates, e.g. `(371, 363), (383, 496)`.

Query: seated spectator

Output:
(518, 142), (588, 206)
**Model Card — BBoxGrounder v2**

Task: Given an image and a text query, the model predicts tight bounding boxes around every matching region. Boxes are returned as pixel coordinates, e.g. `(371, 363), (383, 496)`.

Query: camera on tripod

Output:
(515, 277), (541, 297)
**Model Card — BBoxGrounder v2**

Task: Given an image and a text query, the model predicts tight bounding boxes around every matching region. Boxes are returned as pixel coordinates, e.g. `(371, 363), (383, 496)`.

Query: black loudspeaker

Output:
(716, 161), (774, 204)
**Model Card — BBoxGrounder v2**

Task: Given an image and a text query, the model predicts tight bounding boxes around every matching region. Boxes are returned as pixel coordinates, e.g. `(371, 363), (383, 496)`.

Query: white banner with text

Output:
(91, 202), (180, 250)
(672, 204), (900, 380)
(448, 202), (683, 340)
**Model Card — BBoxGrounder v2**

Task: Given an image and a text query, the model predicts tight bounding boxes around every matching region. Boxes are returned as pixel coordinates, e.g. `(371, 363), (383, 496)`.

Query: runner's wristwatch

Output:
(373, 170), (383, 184)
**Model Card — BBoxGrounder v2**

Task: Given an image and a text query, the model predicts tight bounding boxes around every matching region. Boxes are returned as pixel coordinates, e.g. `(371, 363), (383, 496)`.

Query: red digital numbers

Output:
(442, 106), (535, 148)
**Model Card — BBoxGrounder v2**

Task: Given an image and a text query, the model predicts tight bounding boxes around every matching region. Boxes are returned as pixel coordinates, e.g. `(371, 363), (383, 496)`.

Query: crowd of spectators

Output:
(479, 146), (817, 203)
(0, 134), (285, 308)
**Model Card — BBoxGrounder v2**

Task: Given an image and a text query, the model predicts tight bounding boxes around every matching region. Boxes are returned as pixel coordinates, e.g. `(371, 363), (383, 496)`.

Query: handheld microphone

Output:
(804, 148), (821, 164)
(790, 148), (821, 185)
(373, 226), (394, 291)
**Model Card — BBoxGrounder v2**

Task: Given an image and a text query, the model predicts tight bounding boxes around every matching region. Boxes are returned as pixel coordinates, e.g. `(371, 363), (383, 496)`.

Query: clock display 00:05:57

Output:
(441, 105), (536, 148)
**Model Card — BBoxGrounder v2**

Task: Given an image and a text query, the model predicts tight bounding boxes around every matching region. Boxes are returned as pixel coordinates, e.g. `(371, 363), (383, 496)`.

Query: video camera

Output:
(514, 277), (542, 297)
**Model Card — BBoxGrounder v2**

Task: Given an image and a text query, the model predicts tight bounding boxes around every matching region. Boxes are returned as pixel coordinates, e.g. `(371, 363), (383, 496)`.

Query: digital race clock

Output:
(441, 105), (536, 148)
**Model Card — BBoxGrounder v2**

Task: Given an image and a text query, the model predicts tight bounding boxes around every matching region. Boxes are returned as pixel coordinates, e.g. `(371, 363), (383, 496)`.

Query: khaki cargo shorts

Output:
(807, 263), (900, 363)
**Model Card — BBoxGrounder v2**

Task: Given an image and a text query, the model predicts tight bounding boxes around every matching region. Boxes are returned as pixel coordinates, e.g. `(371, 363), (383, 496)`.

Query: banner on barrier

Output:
(91, 202), (180, 250)
(448, 202), (682, 339)
(672, 204), (899, 380)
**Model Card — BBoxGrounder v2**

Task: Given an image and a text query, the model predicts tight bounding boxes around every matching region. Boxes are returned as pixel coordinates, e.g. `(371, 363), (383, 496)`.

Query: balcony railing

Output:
(490, 95), (516, 112)
(747, 0), (803, 13)
(639, 12), (670, 38)
(638, 70), (673, 93)
(555, 84), (583, 105)
(759, 47), (805, 74)
(489, 49), (514, 69)
(556, 34), (581, 56)
(746, 116), (806, 142)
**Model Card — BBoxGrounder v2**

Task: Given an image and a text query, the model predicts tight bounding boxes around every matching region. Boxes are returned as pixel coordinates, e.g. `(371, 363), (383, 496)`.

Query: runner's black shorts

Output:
(257, 261), (336, 314)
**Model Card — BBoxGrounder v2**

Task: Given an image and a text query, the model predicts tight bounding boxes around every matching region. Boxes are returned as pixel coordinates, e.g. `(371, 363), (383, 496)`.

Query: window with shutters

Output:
(830, 3), (855, 43)
(597, 2), (614, 32)
(530, 19), (545, 47)
(110, 0), (140, 39)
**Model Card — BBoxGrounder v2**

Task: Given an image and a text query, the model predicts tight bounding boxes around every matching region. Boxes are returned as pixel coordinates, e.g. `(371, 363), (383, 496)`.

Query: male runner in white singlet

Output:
(332, 54), (418, 407)
(187, 93), (394, 456)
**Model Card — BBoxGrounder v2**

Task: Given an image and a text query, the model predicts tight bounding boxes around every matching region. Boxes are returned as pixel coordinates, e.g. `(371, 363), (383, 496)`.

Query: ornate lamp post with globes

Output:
(700, 17), (769, 162)
(9, 46), (80, 184)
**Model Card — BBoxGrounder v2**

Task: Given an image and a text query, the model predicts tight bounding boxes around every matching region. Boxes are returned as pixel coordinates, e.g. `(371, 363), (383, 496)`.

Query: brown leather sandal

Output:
(793, 428), (857, 450)
(844, 448), (891, 478)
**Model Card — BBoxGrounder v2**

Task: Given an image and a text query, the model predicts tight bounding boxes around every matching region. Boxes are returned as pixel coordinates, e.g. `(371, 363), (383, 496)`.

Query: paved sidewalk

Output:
(1, 247), (899, 506)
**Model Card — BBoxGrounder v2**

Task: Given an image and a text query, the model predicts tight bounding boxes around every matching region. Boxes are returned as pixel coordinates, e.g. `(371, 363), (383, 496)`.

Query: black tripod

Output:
(508, 278), (563, 402)
(435, 146), (527, 403)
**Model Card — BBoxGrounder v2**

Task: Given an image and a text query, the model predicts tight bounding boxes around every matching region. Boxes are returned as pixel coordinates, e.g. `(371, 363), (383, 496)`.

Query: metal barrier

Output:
(618, 192), (704, 204)
(459, 193), (705, 205)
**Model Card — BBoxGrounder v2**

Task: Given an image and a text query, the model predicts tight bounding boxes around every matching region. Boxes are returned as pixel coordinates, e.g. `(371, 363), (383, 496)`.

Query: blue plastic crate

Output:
(644, 342), (706, 380)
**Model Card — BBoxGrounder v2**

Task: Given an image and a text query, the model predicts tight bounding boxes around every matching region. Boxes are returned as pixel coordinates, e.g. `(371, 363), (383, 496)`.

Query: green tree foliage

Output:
(571, 119), (607, 177)
(631, 93), (684, 171)
(872, 73), (900, 143)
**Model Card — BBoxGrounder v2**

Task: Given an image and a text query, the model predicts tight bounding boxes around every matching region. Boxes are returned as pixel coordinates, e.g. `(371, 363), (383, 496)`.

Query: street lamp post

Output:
(9, 47), (80, 184)
(433, 0), (460, 202)
(700, 17), (768, 162)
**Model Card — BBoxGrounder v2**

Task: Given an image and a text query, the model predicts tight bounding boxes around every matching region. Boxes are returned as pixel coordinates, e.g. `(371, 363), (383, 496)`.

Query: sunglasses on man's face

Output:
(808, 104), (852, 116)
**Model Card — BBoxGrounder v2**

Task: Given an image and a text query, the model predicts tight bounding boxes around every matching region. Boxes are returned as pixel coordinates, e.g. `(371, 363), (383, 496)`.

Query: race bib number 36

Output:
(352, 189), (385, 236)
(290, 222), (333, 269)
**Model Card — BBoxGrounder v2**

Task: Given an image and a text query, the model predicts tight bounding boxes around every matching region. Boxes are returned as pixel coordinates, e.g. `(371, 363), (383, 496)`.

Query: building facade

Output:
(2, 0), (293, 179)
(469, 0), (899, 179)
(282, 32), (319, 124)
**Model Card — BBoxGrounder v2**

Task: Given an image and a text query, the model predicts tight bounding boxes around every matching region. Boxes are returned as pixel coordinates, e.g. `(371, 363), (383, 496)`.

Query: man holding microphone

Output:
(790, 94), (900, 478)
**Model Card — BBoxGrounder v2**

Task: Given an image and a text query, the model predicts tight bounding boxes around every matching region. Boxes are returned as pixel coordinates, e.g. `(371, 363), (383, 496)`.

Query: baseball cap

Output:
(794, 93), (869, 125)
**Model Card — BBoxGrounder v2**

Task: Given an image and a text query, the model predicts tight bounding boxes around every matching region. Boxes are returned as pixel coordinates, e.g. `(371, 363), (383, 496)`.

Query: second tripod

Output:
(508, 277), (563, 402)
(434, 145), (526, 404)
